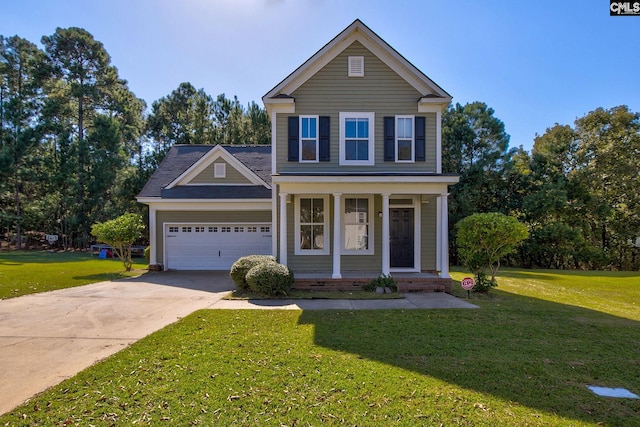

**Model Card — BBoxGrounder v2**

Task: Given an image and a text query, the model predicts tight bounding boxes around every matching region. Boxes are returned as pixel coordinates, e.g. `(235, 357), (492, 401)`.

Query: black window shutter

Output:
(319, 116), (330, 161)
(384, 116), (395, 161)
(288, 116), (299, 162)
(415, 116), (426, 162)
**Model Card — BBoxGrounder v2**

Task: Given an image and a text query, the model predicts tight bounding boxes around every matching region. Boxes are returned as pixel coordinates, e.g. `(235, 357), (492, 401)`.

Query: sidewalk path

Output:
(0, 271), (476, 415)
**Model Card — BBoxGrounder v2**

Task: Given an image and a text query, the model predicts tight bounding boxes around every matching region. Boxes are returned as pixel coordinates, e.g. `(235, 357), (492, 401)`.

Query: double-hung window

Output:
(342, 196), (373, 254)
(295, 196), (329, 255)
(300, 116), (319, 162)
(384, 115), (426, 163)
(395, 115), (414, 162)
(339, 112), (375, 165)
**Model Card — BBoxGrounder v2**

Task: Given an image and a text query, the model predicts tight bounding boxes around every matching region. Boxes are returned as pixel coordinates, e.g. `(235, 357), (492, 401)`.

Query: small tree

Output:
(456, 212), (528, 292)
(91, 213), (145, 271)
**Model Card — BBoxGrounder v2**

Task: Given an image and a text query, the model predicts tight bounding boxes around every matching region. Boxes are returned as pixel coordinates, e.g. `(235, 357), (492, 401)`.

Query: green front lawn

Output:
(0, 251), (147, 299)
(450, 267), (640, 320)
(1, 268), (638, 426)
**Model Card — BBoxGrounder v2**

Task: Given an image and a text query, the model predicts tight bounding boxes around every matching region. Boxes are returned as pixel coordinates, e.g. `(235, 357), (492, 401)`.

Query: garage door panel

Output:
(165, 224), (271, 270)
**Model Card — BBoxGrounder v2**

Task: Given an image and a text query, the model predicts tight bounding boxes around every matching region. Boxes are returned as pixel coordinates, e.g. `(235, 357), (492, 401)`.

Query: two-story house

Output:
(137, 20), (458, 290)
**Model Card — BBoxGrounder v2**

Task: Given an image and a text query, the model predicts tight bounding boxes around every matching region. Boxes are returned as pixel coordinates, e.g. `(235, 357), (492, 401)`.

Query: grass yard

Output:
(461, 268), (640, 320)
(0, 251), (147, 299)
(1, 268), (638, 426)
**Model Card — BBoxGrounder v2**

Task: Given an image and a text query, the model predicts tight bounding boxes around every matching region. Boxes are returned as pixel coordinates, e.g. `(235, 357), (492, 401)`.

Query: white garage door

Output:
(165, 223), (272, 270)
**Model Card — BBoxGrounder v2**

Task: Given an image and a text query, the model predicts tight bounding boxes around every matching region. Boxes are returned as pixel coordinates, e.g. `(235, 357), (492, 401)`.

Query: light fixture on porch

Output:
(378, 211), (382, 218)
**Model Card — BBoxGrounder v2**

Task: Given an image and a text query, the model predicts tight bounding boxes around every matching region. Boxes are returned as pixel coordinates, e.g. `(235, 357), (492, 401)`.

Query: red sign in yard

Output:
(461, 277), (475, 290)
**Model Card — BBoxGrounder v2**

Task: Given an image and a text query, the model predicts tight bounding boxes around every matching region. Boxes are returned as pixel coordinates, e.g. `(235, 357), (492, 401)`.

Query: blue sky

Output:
(4, 0), (639, 151)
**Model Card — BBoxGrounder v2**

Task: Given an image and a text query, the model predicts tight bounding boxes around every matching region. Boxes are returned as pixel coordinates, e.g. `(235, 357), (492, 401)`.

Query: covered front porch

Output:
(292, 271), (453, 293)
(273, 176), (457, 282)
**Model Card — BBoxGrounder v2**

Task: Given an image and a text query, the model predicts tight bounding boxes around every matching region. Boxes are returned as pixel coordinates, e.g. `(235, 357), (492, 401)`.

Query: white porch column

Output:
(271, 186), (278, 257)
(149, 205), (157, 266)
(279, 192), (288, 266)
(439, 193), (451, 279)
(381, 193), (390, 275)
(332, 193), (342, 279)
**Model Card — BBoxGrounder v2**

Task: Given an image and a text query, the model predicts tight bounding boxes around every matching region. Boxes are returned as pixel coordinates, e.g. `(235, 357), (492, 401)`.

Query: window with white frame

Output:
(300, 116), (319, 162)
(396, 115), (414, 162)
(343, 197), (373, 254)
(339, 112), (375, 165)
(295, 196), (329, 255)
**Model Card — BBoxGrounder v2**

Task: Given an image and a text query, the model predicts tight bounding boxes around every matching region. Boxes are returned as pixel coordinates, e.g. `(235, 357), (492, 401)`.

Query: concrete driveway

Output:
(0, 271), (476, 415)
(0, 271), (232, 415)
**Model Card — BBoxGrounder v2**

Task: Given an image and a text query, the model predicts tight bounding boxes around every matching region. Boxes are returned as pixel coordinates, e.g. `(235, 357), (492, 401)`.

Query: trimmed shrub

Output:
(144, 246), (150, 263)
(246, 261), (294, 296)
(230, 255), (277, 290)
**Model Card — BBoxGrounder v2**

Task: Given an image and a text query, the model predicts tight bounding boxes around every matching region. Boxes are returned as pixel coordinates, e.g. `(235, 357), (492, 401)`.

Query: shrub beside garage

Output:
(230, 255), (277, 290)
(230, 255), (294, 296)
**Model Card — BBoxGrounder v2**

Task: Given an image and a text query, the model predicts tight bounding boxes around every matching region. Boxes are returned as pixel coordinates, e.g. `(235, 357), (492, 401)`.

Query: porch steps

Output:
(292, 275), (452, 293)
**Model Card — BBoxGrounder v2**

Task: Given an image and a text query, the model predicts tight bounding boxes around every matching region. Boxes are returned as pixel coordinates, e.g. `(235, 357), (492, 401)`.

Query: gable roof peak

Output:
(263, 19), (451, 110)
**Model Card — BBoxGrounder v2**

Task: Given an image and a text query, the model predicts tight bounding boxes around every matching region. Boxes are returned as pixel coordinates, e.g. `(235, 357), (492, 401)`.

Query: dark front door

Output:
(390, 208), (414, 268)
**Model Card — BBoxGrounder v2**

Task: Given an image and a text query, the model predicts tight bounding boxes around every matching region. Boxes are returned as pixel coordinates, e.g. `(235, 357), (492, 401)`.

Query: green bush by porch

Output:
(229, 254), (277, 290)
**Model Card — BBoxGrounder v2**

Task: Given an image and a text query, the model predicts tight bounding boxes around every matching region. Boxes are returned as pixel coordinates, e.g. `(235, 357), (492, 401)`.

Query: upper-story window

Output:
(300, 116), (319, 162)
(396, 116), (414, 162)
(384, 115), (426, 163)
(288, 116), (330, 162)
(339, 112), (375, 165)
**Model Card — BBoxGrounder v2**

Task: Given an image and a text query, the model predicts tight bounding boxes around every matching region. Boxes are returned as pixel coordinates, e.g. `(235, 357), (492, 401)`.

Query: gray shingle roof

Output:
(137, 145), (271, 199)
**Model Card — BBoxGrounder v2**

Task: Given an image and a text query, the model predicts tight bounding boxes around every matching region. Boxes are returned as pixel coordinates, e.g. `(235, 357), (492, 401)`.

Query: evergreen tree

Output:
(0, 36), (46, 248)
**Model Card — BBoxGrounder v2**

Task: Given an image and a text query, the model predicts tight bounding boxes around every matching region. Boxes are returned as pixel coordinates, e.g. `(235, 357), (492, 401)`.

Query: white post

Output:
(279, 192), (288, 266)
(439, 193), (450, 279)
(436, 196), (442, 272)
(332, 193), (342, 279)
(436, 109), (442, 174)
(381, 193), (390, 275)
(149, 205), (157, 266)
(271, 186), (278, 257)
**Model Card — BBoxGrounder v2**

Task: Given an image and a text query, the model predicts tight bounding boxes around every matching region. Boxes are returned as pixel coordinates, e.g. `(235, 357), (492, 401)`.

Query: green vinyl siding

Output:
(420, 198), (437, 271)
(283, 194), (385, 272)
(155, 210), (271, 265)
(189, 160), (252, 185)
(281, 193), (439, 272)
(276, 41), (437, 174)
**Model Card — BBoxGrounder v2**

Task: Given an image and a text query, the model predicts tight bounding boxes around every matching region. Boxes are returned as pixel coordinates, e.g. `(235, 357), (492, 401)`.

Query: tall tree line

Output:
(2, 28), (638, 271)
(443, 103), (640, 271)
(0, 28), (270, 249)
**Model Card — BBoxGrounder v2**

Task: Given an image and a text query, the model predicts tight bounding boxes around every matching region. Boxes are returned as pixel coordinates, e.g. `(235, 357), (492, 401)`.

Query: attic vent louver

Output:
(348, 56), (364, 77)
